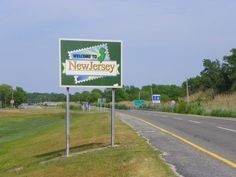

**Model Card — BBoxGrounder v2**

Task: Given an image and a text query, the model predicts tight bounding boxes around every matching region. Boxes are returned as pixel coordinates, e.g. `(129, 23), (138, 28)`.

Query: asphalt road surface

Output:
(118, 110), (236, 177)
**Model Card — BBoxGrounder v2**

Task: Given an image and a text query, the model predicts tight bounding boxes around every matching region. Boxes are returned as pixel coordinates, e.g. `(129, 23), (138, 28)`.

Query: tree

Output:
(182, 49), (236, 94)
(125, 85), (140, 101)
(103, 89), (112, 102)
(223, 48), (236, 90)
(27, 92), (66, 103)
(182, 76), (208, 93)
(200, 59), (228, 93)
(115, 88), (129, 102)
(91, 89), (103, 95)
(79, 91), (90, 103)
(71, 92), (80, 102)
(151, 85), (185, 101)
(0, 84), (12, 107)
(14, 87), (27, 107)
(141, 85), (152, 100)
(89, 89), (102, 103)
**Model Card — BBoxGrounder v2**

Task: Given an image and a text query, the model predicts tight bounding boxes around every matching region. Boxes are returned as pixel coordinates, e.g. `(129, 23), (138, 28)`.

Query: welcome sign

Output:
(59, 39), (122, 88)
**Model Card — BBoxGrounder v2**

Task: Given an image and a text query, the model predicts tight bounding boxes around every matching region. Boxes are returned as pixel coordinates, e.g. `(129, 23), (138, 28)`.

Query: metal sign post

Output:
(171, 100), (176, 112)
(111, 88), (115, 147)
(152, 95), (161, 112)
(186, 78), (190, 104)
(66, 87), (70, 157)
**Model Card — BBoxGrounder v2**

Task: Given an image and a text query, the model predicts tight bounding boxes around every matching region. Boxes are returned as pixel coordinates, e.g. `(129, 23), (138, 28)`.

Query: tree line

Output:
(0, 84), (183, 108)
(27, 85), (185, 104)
(182, 48), (236, 95)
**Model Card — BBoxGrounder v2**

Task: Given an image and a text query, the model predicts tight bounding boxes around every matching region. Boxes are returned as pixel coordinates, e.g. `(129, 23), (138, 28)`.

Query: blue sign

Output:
(152, 95), (160, 104)
(83, 103), (90, 110)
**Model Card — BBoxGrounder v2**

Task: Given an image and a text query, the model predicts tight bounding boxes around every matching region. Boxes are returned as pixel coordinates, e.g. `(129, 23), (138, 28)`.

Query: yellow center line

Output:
(125, 113), (236, 169)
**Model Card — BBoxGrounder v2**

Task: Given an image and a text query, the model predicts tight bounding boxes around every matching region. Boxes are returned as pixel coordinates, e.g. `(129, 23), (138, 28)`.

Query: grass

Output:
(0, 108), (176, 177)
(203, 92), (236, 111)
(181, 91), (236, 118)
(209, 109), (236, 117)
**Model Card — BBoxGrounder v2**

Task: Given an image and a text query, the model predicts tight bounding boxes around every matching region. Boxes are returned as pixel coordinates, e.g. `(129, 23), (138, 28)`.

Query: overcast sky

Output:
(1, 0), (236, 93)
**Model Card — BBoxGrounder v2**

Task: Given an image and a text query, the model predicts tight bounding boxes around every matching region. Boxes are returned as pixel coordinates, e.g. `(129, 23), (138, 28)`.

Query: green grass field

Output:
(0, 108), (176, 177)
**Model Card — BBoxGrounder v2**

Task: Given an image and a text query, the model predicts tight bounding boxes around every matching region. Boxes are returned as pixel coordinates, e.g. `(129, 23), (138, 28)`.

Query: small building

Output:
(43, 102), (58, 107)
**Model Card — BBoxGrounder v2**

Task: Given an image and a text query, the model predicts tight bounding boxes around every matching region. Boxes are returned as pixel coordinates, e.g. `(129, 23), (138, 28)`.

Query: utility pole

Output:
(0, 93), (2, 110)
(10, 89), (14, 108)
(139, 91), (141, 100)
(151, 87), (153, 111)
(186, 78), (190, 104)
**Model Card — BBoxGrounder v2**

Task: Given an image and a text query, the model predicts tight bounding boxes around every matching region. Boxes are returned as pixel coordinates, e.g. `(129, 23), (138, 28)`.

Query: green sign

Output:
(59, 39), (122, 88)
(97, 98), (106, 105)
(134, 100), (145, 107)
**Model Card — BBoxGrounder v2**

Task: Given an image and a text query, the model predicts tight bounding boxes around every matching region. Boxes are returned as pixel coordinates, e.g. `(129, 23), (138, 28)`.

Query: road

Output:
(118, 110), (236, 177)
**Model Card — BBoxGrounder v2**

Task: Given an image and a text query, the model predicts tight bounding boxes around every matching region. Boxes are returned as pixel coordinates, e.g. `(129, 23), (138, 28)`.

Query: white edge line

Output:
(217, 126), (236, 133)
(173, 117), (183, 120)
(188, 120), (201, 124)
(136, 110), (236, 122)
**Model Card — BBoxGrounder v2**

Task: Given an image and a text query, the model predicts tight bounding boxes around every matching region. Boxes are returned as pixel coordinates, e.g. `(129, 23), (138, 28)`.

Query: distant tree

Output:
(139, 91), (151, 101)
(125, 85), (140, 101)
(14, 87), (27, 106)
(27, 92), (66, 103)
(141, 85), (152, 100)
(79, 91), (90, 103)
(0, 84), (12, 107)
(71, 92), (80, 102)
(151, 85), (185, 101)
(91, 89), (103, 95)
(182, 76), (210, 93)
(89, 89), (102, 103)
(115, 88), (129, 102)
(103, 89), (112, 102)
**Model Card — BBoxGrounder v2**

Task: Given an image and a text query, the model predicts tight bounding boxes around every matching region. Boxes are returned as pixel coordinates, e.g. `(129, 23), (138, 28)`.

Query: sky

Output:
(1, 0), (236, 93)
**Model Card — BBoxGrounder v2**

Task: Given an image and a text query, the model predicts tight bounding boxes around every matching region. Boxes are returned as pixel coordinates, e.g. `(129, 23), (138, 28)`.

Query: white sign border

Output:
(59, 38), (123, 88)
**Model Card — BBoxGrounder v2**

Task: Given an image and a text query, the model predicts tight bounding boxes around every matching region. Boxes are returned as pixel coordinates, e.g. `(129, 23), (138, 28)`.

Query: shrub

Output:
(161, 106), (173, 112)
(61, 103), (82, 110)
(210, 109), (234, 117)
(174, 101), (205, 115)
(115, 104), (130, 110)
(176, 101), (188, 113)
(144, 104), (153, 110)
(186, 102), (205, 115)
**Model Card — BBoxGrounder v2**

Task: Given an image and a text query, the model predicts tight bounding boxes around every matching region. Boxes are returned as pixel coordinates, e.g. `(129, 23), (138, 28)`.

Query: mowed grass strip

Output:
(0, 109), (177, 177)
